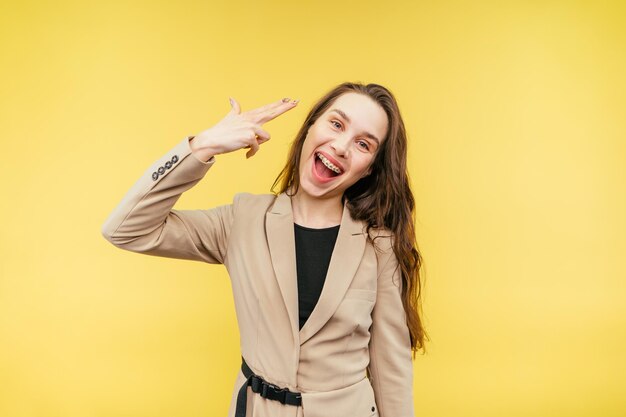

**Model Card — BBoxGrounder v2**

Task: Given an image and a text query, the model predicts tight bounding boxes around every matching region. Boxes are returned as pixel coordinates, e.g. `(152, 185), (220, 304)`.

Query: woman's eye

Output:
(358, 141), (370, 150)
(331, 120), (342, 129)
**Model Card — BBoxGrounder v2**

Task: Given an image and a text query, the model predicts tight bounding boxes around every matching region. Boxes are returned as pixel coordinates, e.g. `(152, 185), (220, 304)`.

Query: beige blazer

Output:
(101, 136), (415, 417)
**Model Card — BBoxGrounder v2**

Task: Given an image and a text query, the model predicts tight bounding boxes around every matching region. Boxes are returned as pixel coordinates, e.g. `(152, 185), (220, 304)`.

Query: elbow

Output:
(101, 221), (122, 247)
(101, 219), (159, 253)
(101, 217), (130, 248)
(100, 226), (140, 250)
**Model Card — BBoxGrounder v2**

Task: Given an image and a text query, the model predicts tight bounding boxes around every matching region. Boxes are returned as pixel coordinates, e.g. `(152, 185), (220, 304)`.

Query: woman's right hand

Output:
(190, 97), (299, 161)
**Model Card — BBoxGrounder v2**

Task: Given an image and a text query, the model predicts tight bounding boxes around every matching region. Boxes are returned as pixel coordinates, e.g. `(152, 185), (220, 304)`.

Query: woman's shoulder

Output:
(366, 225), (394, 240)
(366, 226), (396, 255)
(366, 227), (399, 278)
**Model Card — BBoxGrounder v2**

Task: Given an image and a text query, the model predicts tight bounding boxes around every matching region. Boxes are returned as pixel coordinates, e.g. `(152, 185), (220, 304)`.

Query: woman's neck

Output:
(290, 189), (343, 228)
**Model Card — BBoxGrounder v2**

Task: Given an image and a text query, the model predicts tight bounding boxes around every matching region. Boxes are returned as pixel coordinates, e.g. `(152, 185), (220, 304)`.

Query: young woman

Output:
(102, 82), (427, 417)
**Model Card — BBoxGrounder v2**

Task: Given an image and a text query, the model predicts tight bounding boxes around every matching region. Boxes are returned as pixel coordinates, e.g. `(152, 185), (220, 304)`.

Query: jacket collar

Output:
(266, 191), (367, 346)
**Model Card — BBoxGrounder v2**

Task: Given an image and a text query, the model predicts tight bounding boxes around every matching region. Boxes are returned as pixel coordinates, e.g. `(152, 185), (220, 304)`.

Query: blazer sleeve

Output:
(367, 237), (416, 417)
(101, 135), (237, 264)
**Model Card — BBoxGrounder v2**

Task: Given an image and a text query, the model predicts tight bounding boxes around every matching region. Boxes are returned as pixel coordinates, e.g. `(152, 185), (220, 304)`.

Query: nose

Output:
(329, 133), (350, 158)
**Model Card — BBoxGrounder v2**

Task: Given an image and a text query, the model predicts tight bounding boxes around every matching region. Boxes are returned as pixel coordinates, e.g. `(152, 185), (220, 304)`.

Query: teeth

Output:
(316, 153), (342, 174)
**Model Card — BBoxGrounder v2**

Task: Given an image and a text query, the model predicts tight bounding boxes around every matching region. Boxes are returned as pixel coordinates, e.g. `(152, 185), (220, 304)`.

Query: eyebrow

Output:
(329, 108), (381, 146)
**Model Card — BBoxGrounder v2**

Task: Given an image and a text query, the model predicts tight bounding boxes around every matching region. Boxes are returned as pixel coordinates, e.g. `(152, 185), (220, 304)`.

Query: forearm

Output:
(101, 135), (214, 248)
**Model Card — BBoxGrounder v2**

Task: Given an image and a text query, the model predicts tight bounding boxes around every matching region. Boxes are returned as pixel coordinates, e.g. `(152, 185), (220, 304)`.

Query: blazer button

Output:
(371, 406), (375, 412)
(165, 161), (172, 169)
(152, 172), (159, 181)
(171, 155), (179, 163)
(157, 166), (166, 175)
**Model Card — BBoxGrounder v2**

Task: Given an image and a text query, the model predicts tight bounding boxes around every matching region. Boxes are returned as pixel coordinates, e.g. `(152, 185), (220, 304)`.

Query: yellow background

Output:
(1, 1), (625, 416)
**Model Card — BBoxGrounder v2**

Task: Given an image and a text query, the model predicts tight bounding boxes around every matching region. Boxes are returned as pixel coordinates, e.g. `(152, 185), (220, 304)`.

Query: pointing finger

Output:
(248, 97), (295, 117)
(249, 97), (299, 124)
(246, 98), (285, 117)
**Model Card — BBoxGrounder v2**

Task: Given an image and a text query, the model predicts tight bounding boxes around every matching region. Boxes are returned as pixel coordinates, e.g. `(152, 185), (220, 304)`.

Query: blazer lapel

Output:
(265, 191), (367, 348)
(266, 192), (300, 349)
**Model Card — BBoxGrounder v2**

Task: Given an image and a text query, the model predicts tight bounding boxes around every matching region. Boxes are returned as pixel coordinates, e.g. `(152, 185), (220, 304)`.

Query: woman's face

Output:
(297, 92), (389, 201)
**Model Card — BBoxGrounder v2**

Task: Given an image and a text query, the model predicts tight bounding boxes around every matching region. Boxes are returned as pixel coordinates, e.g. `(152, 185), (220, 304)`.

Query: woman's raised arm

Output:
(101, 97), (298, 264)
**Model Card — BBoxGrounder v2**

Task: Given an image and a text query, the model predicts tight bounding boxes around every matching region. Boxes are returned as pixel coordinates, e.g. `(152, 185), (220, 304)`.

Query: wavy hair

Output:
(270, 82), (428, 357)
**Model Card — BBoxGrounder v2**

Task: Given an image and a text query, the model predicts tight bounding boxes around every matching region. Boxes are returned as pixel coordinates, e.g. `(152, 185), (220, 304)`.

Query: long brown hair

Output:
(270, 82), (428, 357)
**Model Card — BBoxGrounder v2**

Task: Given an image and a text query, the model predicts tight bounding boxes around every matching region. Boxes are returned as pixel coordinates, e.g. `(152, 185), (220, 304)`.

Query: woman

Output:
(102, 81), (427, 417)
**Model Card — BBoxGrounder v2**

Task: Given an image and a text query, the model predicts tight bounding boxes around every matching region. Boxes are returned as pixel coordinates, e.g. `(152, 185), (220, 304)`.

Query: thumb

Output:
(228, 97), (241, 115)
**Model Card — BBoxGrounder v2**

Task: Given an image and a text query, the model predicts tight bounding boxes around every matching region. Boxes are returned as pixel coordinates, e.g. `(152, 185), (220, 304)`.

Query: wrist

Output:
(189, 135), (218, 162)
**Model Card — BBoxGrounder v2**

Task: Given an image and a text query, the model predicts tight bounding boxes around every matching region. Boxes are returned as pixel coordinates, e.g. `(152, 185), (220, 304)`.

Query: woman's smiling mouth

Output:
(316, 152), (343, 174)
(312, 152), (344, 182)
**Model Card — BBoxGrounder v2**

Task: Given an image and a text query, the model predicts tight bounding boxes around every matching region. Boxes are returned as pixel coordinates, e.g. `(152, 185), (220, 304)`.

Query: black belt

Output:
(235, 356), (302, 417)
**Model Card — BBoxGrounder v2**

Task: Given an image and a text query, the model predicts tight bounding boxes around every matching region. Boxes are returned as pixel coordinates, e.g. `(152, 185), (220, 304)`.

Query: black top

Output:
(294, 222), (340, 330)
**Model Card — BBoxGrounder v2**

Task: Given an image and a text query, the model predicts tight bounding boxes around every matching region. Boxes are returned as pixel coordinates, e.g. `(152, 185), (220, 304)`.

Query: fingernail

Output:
(282, 97), (290, 103)
(291, 99), (299, 104)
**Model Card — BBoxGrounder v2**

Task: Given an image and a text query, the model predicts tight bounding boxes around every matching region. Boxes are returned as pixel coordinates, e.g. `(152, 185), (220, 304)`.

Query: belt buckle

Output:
(273, 386), (287, 403)
(261, 381), (287, 403)
(260, 381), (270, 398)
